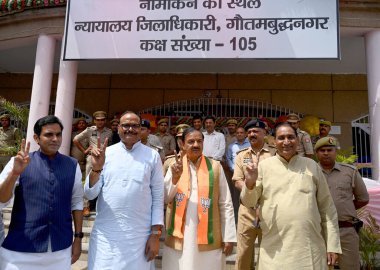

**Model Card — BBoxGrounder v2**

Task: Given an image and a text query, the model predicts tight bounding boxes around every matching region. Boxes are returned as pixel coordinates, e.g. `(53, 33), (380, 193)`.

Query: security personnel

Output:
(287, 113), (314, 158)
(140, 119), (165, 161)
(73, 111), (112, 176)
(0, 114), (21, 172)
(315, 136), (369, 270)
(156, 118), (176, 157)
(233, 119), (276, 270)
(225, 118), (238, 148)
(312, 120), (341, 149)
(110, 118), (121, 145)
(73, 111), (112, 216)
(163, 124), (189, 176)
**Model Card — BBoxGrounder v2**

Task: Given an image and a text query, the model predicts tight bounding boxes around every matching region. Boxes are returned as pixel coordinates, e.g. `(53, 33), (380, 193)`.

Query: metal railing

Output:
(352, 114), (371, 178)
(139, 97), (300, 118)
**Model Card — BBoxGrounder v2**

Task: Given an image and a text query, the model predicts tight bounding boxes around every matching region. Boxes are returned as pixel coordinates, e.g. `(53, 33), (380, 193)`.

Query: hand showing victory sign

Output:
(90, 137), (108, 171)
(12, 139), (30, 176)
(244, 152), (260, 189)
(171, 150), (184, 185)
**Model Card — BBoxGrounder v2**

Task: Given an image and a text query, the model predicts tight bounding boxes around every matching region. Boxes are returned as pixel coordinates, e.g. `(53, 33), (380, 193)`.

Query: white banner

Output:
(62, 0), (339, 60)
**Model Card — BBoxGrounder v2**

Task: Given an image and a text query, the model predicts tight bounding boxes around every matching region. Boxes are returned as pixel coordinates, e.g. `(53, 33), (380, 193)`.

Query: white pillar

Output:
(365, 30), (380, 180)
(54, 60), (78, 155)
(26, 35), (56, 151)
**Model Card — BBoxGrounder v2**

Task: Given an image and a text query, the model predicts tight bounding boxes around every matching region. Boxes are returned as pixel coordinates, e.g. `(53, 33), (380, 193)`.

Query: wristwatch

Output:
(74, 232), (84, 238)
(151, 230), (162, 237)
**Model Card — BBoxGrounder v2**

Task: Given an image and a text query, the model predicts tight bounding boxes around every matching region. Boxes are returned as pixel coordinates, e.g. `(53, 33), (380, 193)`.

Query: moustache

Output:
(123, 130), (137, 135)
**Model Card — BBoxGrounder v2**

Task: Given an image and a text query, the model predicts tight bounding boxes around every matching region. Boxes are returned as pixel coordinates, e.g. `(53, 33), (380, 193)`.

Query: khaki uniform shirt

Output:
(70, 130), (89, 162)
(232, 144), (276, 224)
(157, 132), (176, 156)
(241, 154), (342, 269)
(146, 134), (165, 161)
(297, 128), (313, 156)
(163, 155), (177, 176)
(0, 126), (21, 155)
(232, 144), (276, 184)
(74, 126), (112, 150)
(321, 162), (369, 222)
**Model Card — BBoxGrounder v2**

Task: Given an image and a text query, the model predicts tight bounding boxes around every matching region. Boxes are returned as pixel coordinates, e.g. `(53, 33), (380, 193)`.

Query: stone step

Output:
(2, 208), (260, 270)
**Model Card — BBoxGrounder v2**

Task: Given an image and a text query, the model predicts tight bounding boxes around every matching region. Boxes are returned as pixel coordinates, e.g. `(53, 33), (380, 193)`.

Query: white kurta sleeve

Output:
(218, 166), (237, 243)
(71, 164), (84, 211)
(315, 165), (342, 254)
(164, 167), (178, 204)
(150, 153), (165, 226)
(84, 172), (103, 200)
(0, 157), (19, 206)
(214, 133), (226, 161)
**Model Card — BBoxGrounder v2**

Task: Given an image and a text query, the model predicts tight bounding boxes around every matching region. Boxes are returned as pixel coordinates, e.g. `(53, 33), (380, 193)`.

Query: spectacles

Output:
(120, 123), (141, 130)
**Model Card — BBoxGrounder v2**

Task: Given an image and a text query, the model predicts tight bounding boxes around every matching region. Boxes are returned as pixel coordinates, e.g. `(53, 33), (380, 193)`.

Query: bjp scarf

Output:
(167, 155), (214, 245)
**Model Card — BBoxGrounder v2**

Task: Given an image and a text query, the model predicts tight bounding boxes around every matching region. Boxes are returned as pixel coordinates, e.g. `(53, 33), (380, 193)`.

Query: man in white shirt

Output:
(202, 116), (225, 161)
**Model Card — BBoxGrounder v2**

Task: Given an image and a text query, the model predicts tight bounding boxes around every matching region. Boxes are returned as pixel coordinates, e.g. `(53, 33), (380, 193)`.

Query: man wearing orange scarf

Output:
(163, 127), (236, 270)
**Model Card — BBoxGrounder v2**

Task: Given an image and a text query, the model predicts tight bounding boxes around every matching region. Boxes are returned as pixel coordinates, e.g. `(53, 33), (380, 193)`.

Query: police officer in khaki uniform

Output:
(140, 119), (165, 161)
(287, 113), (314, 158)
(73, 111), (112, 217)
(225, 118), (238, 148)
(315, 136), (369, 270)
(312, 120), (341, 149)
(233, 119), (276, 270)
(70, 117), (89, 173)
(163, 124), (189, 176)
(73, 111), (113, 176)
(156, 118), (176, 157)
(0, 114), (21, 172)
(110, 118), (121, 145)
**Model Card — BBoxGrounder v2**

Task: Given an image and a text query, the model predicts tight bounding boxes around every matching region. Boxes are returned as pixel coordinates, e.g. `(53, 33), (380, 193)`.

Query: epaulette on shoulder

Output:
(339, 163), (357, 170)
(236, 147), (250, 155)
(150, 144), (163, 150)
(165, 154), (176, 161)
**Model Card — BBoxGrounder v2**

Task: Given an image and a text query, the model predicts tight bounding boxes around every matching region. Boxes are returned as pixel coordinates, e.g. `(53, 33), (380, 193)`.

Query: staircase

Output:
(2, 208), (258, 270)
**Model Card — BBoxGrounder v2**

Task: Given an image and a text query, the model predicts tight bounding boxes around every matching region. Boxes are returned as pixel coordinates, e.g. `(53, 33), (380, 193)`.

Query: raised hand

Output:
(171, 150), (184, 185)
(12, 139), (30, 176)
(244, 152), (260, 189)
(91, 137), (108, 171)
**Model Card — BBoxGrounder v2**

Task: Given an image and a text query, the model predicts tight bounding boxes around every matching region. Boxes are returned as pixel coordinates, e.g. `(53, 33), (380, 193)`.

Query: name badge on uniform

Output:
(243, 157), (252, 165)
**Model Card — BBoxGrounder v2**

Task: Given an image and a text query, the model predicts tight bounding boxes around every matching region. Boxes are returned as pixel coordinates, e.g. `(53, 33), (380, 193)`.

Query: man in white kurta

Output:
(241, 123), (341, 270)
(162, 128), (236, 270)
(84, 111), (164, 270)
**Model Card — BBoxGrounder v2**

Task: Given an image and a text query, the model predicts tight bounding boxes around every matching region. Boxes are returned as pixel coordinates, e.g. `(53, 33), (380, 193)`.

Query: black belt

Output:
(338, 221), (353, 228)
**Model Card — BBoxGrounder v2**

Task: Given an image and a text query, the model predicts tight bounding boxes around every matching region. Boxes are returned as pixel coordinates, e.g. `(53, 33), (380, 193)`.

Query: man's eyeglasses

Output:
(120, 123), (141, 130)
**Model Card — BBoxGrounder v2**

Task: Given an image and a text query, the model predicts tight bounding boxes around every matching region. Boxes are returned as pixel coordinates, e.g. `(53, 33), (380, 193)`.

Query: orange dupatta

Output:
(167, 155), (214, 245)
